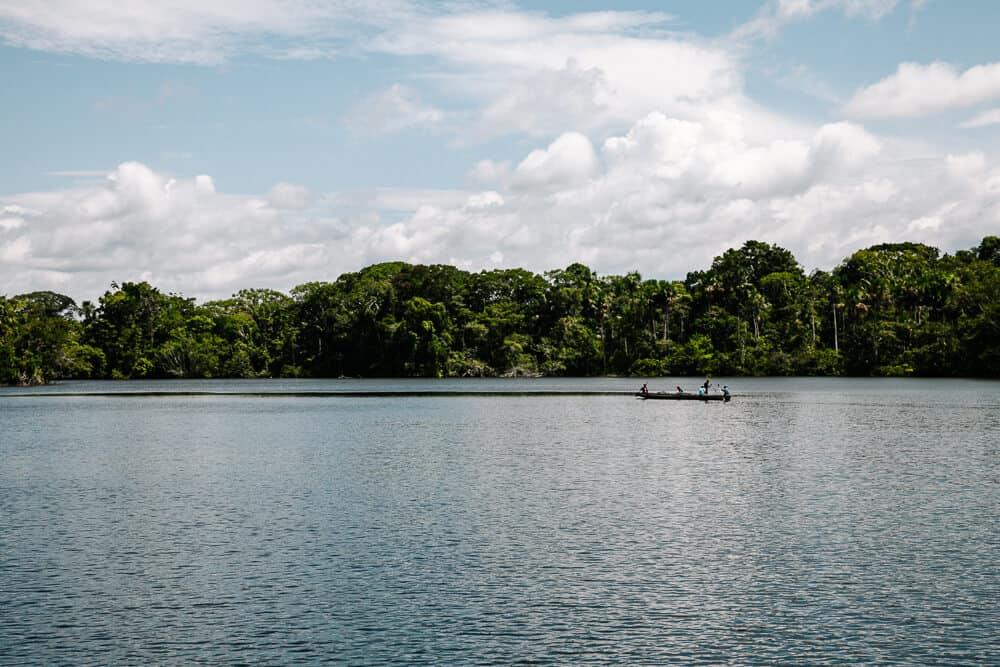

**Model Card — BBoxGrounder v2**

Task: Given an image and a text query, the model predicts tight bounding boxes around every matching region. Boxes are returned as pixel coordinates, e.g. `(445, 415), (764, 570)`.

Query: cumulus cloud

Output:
(601, 113), (880, 199)
(4, 0), (996, 312)
(945, 152), (987, 178)
(348, 113), (990, 279)
(473, 58), (612, 139)
(464, 192), (503, 210)
(1, 205), (29, 231)
(810, 121), (882, 172)
(0, 163), (307, 299)
(5, 111), (998, 304)
(845, 61), (1000, 118)
(466, 160), (511, 188)
(511, 133), (599, 191)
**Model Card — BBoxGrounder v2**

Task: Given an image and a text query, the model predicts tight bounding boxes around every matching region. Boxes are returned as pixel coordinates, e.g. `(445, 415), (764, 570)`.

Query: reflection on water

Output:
(1, 379), (998, 664)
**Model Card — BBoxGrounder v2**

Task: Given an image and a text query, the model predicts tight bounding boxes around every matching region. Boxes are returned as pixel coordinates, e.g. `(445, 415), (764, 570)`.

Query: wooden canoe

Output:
(636, 391), (731, 402)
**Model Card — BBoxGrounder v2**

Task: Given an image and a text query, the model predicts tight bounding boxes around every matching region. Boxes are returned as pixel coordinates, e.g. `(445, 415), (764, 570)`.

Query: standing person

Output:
(640, 383), (648, 394)
(702, 377), (711, 393)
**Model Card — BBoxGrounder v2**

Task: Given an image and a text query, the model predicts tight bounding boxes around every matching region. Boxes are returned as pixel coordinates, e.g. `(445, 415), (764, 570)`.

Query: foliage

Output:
(4, 238), (1000, 384)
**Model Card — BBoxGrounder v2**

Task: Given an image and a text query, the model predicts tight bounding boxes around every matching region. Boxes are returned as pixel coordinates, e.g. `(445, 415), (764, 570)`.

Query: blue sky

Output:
(2, 0), (999, 301)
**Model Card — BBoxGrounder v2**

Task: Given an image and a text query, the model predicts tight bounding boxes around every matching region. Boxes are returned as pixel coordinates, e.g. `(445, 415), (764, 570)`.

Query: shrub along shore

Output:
(3, 238), (999, 385)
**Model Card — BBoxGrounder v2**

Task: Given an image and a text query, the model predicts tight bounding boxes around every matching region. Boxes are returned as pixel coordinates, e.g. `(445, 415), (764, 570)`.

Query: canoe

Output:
(636, 392), (731, 402)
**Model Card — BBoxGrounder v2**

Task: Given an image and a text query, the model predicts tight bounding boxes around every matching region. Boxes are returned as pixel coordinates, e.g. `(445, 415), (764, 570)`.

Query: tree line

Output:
(3, 237), (999, 385)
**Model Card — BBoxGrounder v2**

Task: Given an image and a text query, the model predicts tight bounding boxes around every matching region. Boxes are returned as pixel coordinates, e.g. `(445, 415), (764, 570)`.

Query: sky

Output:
(2, 0), (1000, 303)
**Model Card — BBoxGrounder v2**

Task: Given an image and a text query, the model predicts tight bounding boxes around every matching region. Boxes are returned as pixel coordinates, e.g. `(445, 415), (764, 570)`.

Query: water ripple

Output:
(1, 385), (998, 664)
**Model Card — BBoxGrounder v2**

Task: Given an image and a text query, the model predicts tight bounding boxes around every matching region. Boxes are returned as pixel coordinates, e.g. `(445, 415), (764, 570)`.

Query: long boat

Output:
(636, 391), (731, 402)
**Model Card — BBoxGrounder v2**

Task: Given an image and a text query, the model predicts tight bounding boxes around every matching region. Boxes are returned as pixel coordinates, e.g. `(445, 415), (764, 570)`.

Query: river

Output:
(1, 377), (997, 664)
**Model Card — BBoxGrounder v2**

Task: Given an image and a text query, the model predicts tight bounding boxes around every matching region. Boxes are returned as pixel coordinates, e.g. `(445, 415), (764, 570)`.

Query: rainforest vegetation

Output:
(3, 238), (999, 384)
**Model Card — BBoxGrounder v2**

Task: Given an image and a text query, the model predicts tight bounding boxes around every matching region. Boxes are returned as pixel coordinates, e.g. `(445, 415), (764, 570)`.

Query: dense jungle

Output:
(3, 238), (999, 385)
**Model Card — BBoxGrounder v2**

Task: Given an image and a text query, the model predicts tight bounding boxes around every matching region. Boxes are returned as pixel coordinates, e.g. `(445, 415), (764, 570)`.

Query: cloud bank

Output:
(3, 114), (998, 303)
(2, 2), (997, 305)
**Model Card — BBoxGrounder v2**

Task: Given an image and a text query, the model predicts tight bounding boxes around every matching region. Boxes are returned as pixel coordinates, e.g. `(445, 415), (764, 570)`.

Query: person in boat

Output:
(722, 385), (730, 398)
(697, 386), (705, 396)
(640, 383), (648, 394)
(702, 378), (712, 393)
(675, 385), (683, 393)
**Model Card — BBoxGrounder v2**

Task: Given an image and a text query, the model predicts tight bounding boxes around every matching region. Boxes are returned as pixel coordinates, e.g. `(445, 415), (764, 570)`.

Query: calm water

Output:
(2, 378), (998, 665)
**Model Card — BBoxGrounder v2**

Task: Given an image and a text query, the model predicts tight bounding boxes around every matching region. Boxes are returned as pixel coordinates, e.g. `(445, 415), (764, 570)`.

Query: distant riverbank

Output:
(4, 238), (999, 386)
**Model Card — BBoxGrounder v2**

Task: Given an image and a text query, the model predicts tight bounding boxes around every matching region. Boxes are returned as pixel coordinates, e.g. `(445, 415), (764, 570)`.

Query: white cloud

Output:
(464, 192), (503, 210)
(1, 4), (787, 147)
(1, 2), (995, 303)
(5, 109), (996, 304)
(194, 174), (215, 194)
(732, 0), (901, 41)
(811, 121), (882, 172)
(344, 188), (469, 212)
(350, 83), (445, 135)
(511, 132), (599, 191)
(960, 107), (1000, 129)
(374, 9), (749, 141)
(845, 61), (1000, 118)
(601, 113), (880, 199)
(1, 162), (295, 298)
(906, 215), (941, 232)
(837, 0), (899, 19)
(474, 58), (612, 139)
(945, 152), (986, 178)
(0, 0), (413, 64)
(268, 182), (311, 210)
(466, 160), (511, 188)
(1, 205), (30, 231)
(0, 2), (679, 80)
(46, 169), (109, 178)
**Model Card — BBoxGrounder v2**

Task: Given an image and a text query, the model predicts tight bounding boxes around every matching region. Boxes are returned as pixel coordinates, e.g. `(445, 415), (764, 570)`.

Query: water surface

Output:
(2, 378), (998, 664)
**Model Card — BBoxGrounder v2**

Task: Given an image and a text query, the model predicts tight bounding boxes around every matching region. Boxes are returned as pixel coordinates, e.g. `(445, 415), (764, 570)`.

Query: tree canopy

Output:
(4, 237), (1000, 384)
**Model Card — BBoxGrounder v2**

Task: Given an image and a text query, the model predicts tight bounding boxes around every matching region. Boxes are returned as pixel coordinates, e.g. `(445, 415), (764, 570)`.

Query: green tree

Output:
(84, 282), (196, 378)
